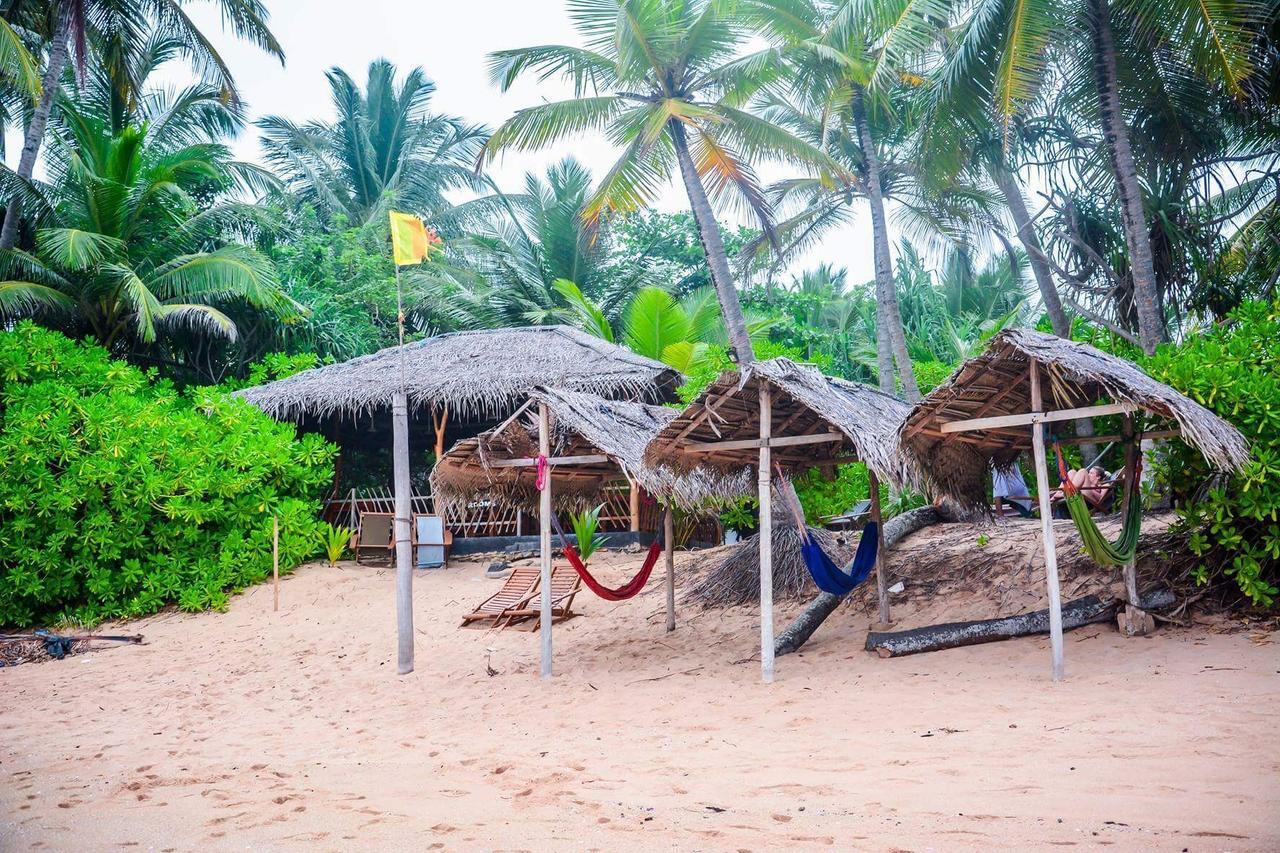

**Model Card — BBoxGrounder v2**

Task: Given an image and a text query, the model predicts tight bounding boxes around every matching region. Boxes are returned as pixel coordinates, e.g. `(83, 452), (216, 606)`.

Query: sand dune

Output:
(2, 546), (1277, 851)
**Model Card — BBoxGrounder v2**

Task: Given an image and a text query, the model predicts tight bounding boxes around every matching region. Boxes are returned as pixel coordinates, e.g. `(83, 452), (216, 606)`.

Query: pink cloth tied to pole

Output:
(535, 454), (548, 490)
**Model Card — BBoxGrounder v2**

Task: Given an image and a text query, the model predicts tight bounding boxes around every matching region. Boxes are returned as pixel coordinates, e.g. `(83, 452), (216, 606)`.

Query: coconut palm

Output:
(0, 59), (297, 366)
(935, 0), (1269, 353)
(0, 0), (283, 250)
(480, 0), (843, 365)
(258, 59), (487, 228)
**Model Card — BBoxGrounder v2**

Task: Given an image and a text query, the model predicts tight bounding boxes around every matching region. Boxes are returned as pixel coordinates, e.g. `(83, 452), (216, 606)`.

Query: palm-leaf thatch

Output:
(430, 387), (751, 517)
(645, 357), (920, 491)
(234, 325), (682, 421)
(900, 329), (1251, 505)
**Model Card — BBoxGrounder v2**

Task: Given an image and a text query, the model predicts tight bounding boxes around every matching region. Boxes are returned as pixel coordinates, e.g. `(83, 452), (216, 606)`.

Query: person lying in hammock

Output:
(1051, 466), (1120, 515)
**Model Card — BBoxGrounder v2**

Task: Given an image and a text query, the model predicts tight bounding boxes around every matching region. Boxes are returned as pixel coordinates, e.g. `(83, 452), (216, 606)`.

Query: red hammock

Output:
(545, 496), (662, 601)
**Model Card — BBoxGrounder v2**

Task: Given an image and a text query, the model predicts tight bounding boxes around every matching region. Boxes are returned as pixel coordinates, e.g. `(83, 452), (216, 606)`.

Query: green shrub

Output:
(1143, 301), (1280, 606)
(569, 504), (608, 562)
(320, 523), (353, 567)
(0, 323), (336, 627)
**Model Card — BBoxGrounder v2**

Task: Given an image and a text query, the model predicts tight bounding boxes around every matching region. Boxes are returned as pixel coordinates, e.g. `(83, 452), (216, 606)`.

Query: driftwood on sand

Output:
(864, 587), (1176, 658)
(774, 505), (944, 656)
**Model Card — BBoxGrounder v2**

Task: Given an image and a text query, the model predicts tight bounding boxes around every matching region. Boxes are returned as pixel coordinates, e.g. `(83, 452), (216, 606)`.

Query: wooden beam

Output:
(683, 431), (844, 453)
(940, 402), (1136, 434)
(488, 454), (610, 468)
(538, 403), (553, 680)
(392, 390), (414, 675)
(759, 384), (774, 685)
(870, 471), (889, 626)
(1029, 360), (1065, 682)
(664, 507), (675, 634)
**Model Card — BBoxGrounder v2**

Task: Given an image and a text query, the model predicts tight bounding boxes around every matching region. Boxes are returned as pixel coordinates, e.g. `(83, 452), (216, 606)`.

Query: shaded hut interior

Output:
(235, 326), (682, 537)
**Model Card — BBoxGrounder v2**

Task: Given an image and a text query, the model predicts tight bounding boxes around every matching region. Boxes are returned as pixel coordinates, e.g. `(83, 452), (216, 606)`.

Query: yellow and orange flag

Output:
(389, 210), (441, 266)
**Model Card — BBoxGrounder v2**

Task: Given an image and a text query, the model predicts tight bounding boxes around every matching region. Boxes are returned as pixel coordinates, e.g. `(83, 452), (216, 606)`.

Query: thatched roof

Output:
(430, 387), (751, 515)
(643, 358), (919, 492)
(900, 328), (1250, 503)
(234, 326), (682, 421)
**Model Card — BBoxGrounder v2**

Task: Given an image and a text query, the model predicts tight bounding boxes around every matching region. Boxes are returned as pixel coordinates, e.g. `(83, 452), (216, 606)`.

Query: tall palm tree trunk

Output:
(0, 14), (72, 251)
(1088, 0), (1163, 355)
(670, 119), (755, 365)
(990, 162), (1070, 338)
(853, 89), (919, 402)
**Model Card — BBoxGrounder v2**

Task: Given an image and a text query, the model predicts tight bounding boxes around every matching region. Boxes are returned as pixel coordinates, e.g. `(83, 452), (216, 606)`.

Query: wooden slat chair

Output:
(460, 566), (541, 626)
(499, 565), (583, 629)
(354, 512), (394, 565)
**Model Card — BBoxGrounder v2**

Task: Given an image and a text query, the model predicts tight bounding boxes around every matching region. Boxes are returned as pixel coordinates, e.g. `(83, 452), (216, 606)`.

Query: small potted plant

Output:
(570, 504), (608, 564)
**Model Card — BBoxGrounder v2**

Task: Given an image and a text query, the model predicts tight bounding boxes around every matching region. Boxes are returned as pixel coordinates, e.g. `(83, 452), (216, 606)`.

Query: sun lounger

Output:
(354, 512), (394, 564)
(499, 565), (582, 629)
(413, 513), (452, 569)
(460, 565), (541, 626)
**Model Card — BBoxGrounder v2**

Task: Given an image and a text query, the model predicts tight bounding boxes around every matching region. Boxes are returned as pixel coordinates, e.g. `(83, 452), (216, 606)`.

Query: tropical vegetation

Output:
(0, 0), (1275, 617)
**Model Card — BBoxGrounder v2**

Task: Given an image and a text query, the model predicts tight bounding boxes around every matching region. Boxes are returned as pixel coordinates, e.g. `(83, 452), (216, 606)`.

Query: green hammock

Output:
(1055, 445), (1143, 566)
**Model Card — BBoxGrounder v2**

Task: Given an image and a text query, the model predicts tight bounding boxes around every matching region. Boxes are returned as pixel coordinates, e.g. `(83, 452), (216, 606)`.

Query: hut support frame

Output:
(539, 403), (553, 678)
(393, 390), (414, 675)
(758, 385), (774, 684)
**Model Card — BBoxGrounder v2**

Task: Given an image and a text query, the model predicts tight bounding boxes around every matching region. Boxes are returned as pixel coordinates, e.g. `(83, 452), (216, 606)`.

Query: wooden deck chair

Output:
(460, 566), (541, 626)
(499, 565), (583, 629)
(413, 514), (453, 569)
(354, 512), (394, 565)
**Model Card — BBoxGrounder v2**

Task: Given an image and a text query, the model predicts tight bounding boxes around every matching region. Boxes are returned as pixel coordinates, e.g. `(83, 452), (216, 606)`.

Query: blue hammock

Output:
(800, 522), (880, 597)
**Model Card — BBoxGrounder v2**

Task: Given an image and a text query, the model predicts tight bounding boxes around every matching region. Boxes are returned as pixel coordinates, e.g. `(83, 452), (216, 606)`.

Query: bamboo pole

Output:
(538, 402), (553, 679)
(392, 390), (414, 675)
(1029, 360), (1065, 681)
(758, 384), (774, 684)
(629, 481), (641, 532)
(272, 515), (279, 612)
(870, 471), (889, 625)
(663, 506), (676, 633)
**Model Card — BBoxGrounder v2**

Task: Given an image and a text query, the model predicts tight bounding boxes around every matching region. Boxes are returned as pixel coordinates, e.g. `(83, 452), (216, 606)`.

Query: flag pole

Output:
(392, 256), (415, 675)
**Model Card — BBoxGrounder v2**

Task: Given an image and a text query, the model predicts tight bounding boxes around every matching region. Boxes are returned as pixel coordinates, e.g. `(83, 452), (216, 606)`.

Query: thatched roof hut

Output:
(644, 357), (919, 491)
(899, 329), (1250, 504)
(234, 325), (682, 421)
(431, 387), (750, 515)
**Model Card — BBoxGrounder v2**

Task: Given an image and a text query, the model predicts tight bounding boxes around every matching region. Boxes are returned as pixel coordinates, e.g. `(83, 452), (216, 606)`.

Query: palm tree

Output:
(936, 0), (1268, 353)
(0, 54), (297, 367)
(480, 0), (841, 365)
(0, 0), (283, 250)
(258, 59), (487, 228)
(744, 0), (963, 401)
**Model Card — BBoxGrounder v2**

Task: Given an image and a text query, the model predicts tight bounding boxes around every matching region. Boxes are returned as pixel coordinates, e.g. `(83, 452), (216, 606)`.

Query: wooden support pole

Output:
(869, 471), (889, 626)
(392, 390), (414, 675)
(630, 481), (641, 533)
(1121, 414), (1140, 604)
(663, 506), (675, 633)
(538, 403), (553, 680)
(272, 515), (279, 612)
(1029, 361), (1065, 681)
(758, 384), (775, 684)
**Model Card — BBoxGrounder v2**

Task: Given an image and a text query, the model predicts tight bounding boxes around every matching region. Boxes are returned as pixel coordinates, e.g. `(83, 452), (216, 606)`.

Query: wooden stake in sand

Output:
(663, 506), (675, 633)
(758, 383), (774, 684)
(869, 470), (889, 626)
(272, 515), (280, 612)
(538, 402), (553, 679)
(1029, 359), (1066, 681)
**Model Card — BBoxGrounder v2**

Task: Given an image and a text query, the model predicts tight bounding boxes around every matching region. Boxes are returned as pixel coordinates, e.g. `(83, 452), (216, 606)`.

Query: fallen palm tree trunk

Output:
(775, 505), (943, 656)
(864, 587), (1175, 658)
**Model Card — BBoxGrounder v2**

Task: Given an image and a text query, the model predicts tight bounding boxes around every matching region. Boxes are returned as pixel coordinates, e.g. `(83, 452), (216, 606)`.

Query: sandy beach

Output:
(3, 530), (1278, 852)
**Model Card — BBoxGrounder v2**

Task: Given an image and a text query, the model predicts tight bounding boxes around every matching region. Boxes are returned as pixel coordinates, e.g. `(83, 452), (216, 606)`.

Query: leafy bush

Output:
(1144, 301), (1280, 606)
(0, 324), (336, 627)
(320, 524), (353, 567)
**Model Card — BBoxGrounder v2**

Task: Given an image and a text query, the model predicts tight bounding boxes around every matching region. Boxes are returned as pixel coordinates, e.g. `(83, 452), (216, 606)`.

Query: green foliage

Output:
(676, 340), (823, 405)
(570, 504), (608, 562)
(320, 524), (353, 568)
(912, 360), (955, 394)
(793, 464), (874, 522)
(1144, 301), (1280, 606)
(0, 324), (335, 627)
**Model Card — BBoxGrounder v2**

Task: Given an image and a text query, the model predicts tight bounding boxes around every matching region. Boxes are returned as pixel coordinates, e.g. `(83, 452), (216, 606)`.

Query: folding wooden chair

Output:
(354, 512), (394, 565)
(460, 566), (541, 626)
(499, 565), (582, 629)
(413, 514), (453, 569)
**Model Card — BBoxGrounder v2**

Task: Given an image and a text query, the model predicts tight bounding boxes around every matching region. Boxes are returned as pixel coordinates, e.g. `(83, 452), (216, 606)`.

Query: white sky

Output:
(156, 0), (878, 283)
